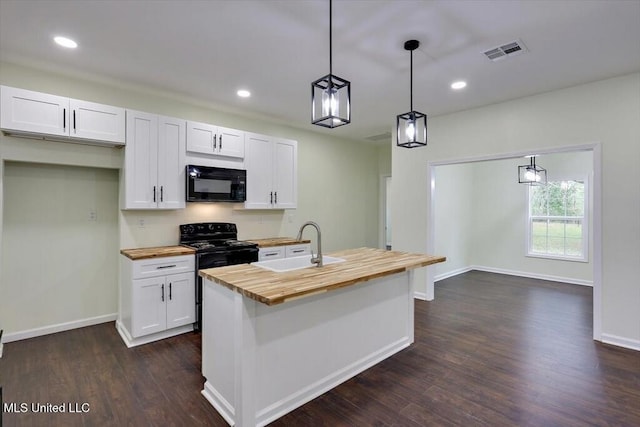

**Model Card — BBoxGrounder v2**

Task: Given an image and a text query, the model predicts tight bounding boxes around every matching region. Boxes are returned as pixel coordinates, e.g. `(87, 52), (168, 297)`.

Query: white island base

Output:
(201, 270), (415, 427)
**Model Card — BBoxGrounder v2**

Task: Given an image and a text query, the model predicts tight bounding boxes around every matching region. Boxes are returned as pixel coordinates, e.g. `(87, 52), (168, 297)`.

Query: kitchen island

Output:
(199, 247), (445, 427)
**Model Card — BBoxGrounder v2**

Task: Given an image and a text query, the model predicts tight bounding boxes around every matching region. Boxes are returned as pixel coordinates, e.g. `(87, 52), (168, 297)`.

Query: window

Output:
(528, 179), (587, 261)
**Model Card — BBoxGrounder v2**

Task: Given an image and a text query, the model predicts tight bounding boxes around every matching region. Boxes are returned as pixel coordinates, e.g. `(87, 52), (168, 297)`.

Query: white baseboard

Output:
(437, 264), (593, 287)
(1, 313), (117, 344)
(434, 266), (473, 282)
(471, 265), (593, 287)
(116, 320), (193, 348)
(413, 291), (427, 300)
(601, 334), (640, 352)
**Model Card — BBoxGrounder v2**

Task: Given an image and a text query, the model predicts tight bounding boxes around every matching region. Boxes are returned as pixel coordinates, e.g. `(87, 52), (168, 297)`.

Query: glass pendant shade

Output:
(397, 40), (427, 148)
(311, 0), (351, 128)
(396, 110), (427, 148)
(518, 156), (547, 185)
(312, 74), (351, 128)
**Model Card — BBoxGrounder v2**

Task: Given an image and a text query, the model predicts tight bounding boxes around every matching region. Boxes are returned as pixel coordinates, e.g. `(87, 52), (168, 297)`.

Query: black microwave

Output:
(186, 165), (246, 202)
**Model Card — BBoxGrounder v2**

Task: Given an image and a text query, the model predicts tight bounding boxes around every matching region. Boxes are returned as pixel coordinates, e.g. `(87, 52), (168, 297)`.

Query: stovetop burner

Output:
(179, 222), (258, 253)
(182, 239), (257, 252)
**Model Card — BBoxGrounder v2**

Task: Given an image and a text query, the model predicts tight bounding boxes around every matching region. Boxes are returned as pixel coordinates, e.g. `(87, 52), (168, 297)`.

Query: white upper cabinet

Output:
(121, 110), (186, 210)
(157, 116), (187, 209)
(186, 120), (244, 158)
(244, 132), (297, 209)
(0, 85), (125, 145)
(273, 138), (297, 209)
(69, 99), (125, 143)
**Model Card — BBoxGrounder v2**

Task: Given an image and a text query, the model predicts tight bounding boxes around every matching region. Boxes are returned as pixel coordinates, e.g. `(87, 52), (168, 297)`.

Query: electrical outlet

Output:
(88, 209), (97, 221)
(138, 218), (145, 228)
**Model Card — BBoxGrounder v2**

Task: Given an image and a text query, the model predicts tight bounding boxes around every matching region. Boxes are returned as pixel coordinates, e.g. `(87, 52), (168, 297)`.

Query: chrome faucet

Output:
(296, 221), (323, 267)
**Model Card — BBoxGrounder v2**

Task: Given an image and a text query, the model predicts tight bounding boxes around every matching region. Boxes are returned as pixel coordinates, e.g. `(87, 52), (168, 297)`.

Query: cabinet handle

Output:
(213, 134), (217, 150)
(73, 110), (76, 131)
(274, 191), (278, 204)
(270, 191), (273, 204)
(265, 252), (279, 257)
(156, 264), (177, 269)
(169, 283), (172, 300)
(153, 186), (156, 202)
(161, 284), (165, 302)
(292, 249), (304, 253)
(219, 135), (223, 150)
(160, 186), (164, 202)
(63, 108), (66, 129)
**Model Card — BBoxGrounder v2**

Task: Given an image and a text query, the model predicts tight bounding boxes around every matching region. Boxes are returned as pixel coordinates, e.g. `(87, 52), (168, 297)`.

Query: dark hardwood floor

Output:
(1, 271), (639, 426)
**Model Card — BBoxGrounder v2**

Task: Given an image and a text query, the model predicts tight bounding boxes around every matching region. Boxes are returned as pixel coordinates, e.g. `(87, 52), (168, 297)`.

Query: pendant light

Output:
(397, 40), (427, 148)
(518, 155), (547, 185)
(311, 0), (351, 128)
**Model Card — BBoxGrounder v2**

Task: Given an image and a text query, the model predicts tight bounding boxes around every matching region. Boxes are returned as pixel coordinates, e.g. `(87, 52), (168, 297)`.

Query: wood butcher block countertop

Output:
(120, 245), (195, 260)
(246, 237), (311, 247)
(199, 247), (446, 305)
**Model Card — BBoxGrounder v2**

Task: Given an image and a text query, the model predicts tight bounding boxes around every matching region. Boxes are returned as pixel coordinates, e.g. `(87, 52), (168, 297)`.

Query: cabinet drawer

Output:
(132, 255), (195, 279)
(258, 247), (285, 261)
(285, 244), (311, 257)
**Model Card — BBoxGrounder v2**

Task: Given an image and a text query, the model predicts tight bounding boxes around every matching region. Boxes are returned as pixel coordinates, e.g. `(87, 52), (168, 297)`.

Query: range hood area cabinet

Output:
(186, 120), (244, 159)
(0, 85), (125, 146)
(120, 110), (186, 209)
(244, 133), (297, 209)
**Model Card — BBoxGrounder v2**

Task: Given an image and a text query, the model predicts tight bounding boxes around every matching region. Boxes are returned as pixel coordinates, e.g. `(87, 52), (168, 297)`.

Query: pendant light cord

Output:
(410, 48), (413, 112)
(329, 0), (333, 76)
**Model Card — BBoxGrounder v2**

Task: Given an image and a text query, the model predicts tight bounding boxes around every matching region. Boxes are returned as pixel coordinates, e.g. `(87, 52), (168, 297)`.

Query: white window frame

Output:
(526, 176), (589, 262)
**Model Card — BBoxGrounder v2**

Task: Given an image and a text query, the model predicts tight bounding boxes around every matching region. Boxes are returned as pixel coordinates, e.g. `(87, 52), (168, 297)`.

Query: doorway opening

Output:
(426, 143), (602, 340)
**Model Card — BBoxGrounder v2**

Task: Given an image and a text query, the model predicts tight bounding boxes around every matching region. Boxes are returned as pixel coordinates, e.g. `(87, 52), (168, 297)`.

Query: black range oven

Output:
(179, 222), (258, 331)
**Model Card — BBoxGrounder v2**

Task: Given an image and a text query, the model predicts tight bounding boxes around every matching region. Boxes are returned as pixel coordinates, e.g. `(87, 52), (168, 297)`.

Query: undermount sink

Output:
(252, 255), (345, 273)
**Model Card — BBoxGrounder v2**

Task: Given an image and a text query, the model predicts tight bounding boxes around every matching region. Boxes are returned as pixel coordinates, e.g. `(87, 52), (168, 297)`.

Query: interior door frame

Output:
(426, 142), (602, 341)
(379, 174), (392, 250)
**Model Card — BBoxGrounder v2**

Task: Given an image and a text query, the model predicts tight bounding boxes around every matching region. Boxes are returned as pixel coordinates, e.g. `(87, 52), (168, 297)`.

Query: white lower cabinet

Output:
(285, 244), (312, 258)
(258, 246), (286, 261)
(258, 243), (311, 261)
(118, 254), (195, 347)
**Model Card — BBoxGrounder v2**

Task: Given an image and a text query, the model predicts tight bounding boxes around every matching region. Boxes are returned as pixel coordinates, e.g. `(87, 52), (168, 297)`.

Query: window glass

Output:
(528, 180), (586, 260)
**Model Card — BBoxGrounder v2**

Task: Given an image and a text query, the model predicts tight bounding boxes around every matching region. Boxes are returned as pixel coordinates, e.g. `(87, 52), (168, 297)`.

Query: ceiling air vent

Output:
(483, 39), (528, 61)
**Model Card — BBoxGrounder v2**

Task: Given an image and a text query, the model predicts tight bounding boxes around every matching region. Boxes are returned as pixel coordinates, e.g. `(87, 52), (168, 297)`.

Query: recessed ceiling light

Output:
(451, 81), (467, 90)
(237, 89), (251, 98)
(54, 36), (78, 49)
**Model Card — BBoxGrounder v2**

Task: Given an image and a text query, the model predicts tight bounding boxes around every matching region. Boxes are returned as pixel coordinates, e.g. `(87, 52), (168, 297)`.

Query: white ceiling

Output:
(1, 0), (639, 143)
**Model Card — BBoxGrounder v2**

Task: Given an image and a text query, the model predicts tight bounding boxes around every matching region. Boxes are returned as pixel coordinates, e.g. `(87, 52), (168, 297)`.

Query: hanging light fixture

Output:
(397, 40), (427, 148)
(311, 0), (351, 128)
(518, 155), (547, 185)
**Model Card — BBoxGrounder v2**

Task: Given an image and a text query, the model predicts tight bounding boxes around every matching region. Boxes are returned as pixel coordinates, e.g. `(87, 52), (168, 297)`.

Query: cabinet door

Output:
(285, 244), (310, 258)
(165, 272), (195, 329)
(132, 277), (167, 337)
(123, 110), (158, 209)
(217, 126), (245, 158)
(157, 116), (186, 209)
(273, 138), (297, 209)
(244, 133), (274, 209)
(69, 99), (125, 144)
(258, 246), (286, 261)
(0, 86), (68, 137)
(186, 120), (216, 154)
